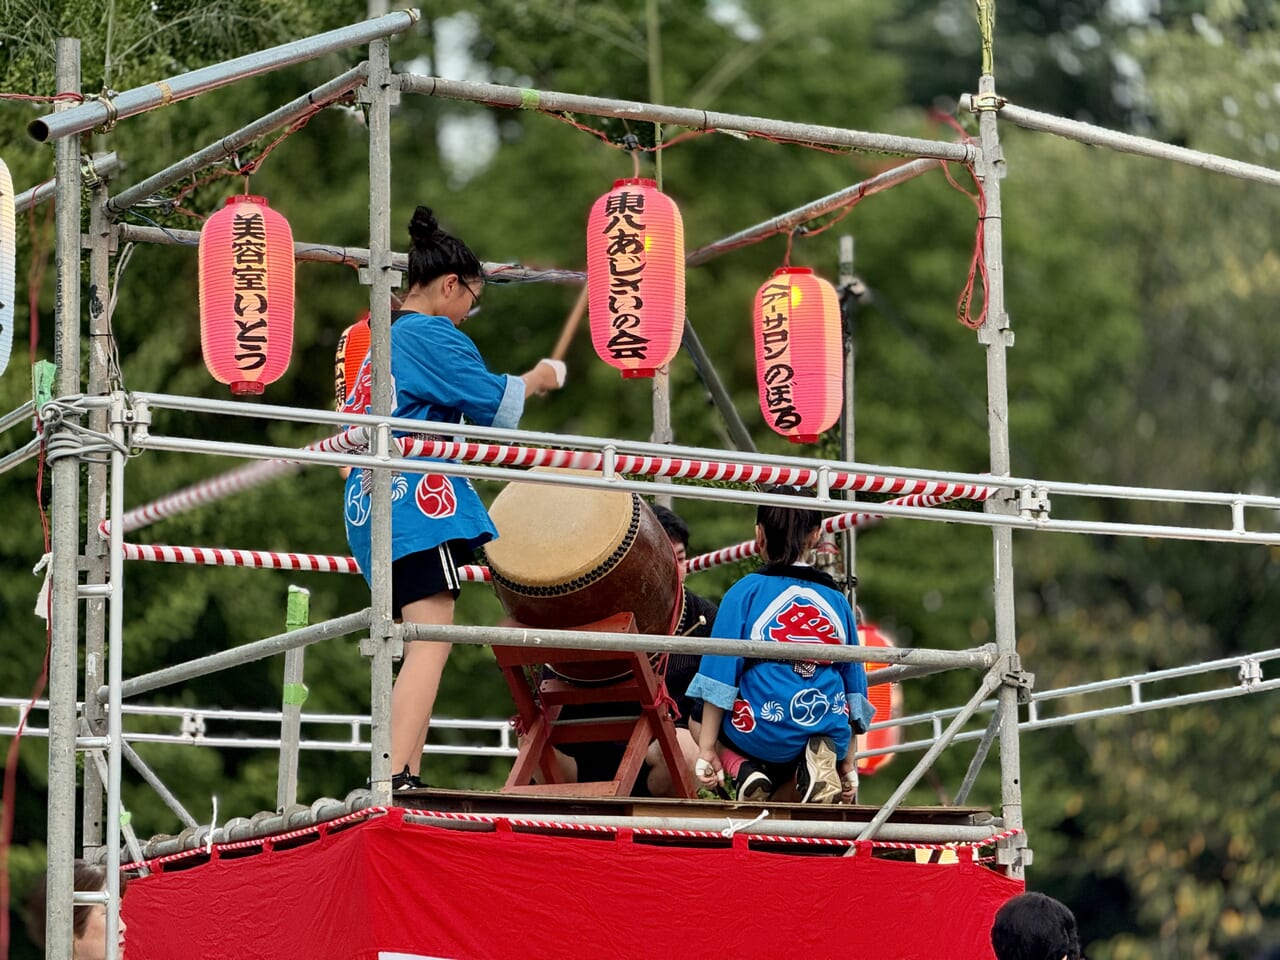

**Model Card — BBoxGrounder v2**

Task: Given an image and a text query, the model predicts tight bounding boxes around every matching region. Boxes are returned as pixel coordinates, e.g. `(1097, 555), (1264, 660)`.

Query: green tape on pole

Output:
(282, 682), (309, 706)
(519, 88), (540, 110)
(32, 360), (56, 409)
(286, 585), (310, 631)
(119, 809), (132, 828)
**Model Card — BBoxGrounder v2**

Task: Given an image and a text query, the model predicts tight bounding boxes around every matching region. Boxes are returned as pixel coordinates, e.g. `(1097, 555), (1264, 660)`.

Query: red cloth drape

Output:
(125, 811), (1022, 960)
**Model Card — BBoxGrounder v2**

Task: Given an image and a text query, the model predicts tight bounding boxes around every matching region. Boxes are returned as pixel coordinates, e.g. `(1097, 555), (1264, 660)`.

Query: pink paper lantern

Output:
(199, 195), (295, 395)
(586, 178), (685, 378)
(753, 266), (843, 443)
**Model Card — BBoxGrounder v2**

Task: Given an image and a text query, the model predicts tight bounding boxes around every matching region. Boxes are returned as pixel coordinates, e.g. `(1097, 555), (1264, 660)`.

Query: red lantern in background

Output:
(334, 312), (370, 408)
(752, 266), (842, 443)
(857, 623), (903, 776)
(199, 195), (295, 395)
(586, 177), (685, 379)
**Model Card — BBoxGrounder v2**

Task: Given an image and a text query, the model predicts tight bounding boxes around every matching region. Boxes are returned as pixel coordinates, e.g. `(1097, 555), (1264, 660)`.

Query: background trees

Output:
(2, 1), (1278, 956)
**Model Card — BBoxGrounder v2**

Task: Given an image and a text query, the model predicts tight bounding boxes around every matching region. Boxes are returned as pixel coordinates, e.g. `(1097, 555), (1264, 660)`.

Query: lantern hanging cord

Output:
(116, 91), (356, 219)
(930, 110), (989, 330)
(0, 90), (84, 103)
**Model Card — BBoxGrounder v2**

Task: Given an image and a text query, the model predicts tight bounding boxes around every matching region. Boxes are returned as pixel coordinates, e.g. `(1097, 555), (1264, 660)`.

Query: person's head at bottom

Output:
(991, 891), (1081, 960)
(26, 860), (129, 960)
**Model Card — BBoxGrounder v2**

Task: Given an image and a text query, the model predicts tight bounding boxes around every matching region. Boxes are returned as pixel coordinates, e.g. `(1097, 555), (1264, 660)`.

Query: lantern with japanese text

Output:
(199, 195), (295, 395)
(856, 623), (903, 776)
(334, 312), (370, 408)
(0, 158), (15, 378)
(586, 178), (685, 378)
(752, 266), (842, 443)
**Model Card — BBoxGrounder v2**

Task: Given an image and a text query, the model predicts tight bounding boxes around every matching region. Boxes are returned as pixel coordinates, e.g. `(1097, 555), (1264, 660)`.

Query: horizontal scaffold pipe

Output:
(0, 401), (35, 436)
(130, 428), (1280, 547)
(400, 621), (998, 671)
(106, 66), (369, 216)
(403, 812), (1004, 845)
(0, 438), (42, 476)
(112, 223), (571, 283)
(15, 154), (120, 214)
(28, 10), (419, 143)
(686, 158), (942, 267)
(100, 609), (371, 703)
(990, 98), (1280, 189)
(401, 74), (978, 163)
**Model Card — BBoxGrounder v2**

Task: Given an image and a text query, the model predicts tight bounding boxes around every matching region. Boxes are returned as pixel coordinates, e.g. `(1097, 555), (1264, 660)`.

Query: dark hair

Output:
(406, 205), (482, 289)
(755, 486), (822, 566)
(25, 860), (130, 949)
(650, 504), (689, 550)
(990, 892), (1081, 960)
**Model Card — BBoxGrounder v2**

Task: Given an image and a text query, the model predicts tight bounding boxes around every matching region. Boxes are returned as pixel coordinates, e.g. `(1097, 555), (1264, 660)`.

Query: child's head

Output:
(755, 487), (822, 565)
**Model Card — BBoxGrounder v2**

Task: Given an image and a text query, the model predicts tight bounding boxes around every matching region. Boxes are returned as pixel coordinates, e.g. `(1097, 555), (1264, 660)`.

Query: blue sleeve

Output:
(393, 319), (525, 426)
(839, 605), (876, 734)
(686, 581), (750, 710)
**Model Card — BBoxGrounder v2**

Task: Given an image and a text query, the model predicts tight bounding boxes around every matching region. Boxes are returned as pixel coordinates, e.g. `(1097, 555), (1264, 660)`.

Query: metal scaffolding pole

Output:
(974, 74), (1028, 878)
(14, 154), (119, 214)
(686, 159), (941, 267)
(102, 610), (372, 702)
(991, 98), (1280, 189)
(106, 65), (369, 217)
(363, 37), (397, 801)
(104, 395), (130, 959)
(112, 222), (562, 283)
(81, 162), (115, 860)
(399, 75), (978, 163)
(401, 621), (997, 670)
(28, 10), (419, 143)
(45, 39), (82, 960)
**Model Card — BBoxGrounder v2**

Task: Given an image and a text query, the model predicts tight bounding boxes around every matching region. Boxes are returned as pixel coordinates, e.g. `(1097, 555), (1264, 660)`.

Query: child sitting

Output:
(688, 491), (875, 803)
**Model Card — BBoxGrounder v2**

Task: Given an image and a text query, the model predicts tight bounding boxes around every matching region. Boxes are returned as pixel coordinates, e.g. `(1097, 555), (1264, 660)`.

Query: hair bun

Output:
(408, 205), (440, 244)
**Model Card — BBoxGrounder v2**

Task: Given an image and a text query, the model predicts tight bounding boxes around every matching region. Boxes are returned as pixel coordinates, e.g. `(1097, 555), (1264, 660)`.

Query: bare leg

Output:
(392, 593), (455, 776)
(644, 727), (700, 796)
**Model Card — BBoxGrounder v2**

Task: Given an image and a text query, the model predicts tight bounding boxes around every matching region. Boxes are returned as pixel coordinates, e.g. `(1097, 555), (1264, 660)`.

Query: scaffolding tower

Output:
(5, 8), (1280, 959)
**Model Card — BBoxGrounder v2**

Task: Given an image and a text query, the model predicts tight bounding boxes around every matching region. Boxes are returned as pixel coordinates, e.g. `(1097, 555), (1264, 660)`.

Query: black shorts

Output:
(391, 541), (473, 618)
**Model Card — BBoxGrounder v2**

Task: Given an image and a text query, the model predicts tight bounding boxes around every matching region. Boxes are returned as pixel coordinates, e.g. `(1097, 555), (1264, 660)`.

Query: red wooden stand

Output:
(494, 613), (695, 798)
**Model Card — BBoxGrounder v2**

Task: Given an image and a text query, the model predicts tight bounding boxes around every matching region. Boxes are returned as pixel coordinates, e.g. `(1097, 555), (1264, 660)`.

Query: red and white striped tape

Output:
(118, 424), (996, 537)
(119, 806), (1022, 874)
(687, 486), (996, 573)
(118, 540), (490, 581)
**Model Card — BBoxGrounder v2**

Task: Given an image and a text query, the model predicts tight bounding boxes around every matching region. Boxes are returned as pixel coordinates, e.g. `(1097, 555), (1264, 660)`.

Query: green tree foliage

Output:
(2, 2), (1279, 957)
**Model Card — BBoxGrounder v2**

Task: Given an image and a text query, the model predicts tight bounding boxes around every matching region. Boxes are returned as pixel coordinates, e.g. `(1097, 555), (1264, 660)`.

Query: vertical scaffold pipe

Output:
(45, 37), (82, 960)
(81, 164), (114, 859)
(365, 38), (396, 801)
(975, 71), (1028, 878)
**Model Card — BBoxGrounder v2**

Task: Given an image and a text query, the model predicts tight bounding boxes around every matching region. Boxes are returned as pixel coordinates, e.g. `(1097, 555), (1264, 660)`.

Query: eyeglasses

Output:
(458, 276), (484, 311)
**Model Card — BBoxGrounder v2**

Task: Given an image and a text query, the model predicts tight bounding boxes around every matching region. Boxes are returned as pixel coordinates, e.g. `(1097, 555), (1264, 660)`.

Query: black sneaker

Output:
(391, 766), (427, 792)
(796, 736), (841, 804)
(736, 762), (773, 803)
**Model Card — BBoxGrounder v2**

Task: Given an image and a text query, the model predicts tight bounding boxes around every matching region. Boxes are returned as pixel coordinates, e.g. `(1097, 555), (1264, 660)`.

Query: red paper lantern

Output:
(857, 623), (903, 776)
(334, 312), (371, 408)
(586, 177), (685, 379)
(752, 266), (843, 443)
(199, 195), (295, 395)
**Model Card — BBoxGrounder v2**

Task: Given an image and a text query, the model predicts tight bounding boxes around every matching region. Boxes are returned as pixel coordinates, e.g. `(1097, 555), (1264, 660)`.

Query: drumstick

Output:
(550, 284), (590, 362)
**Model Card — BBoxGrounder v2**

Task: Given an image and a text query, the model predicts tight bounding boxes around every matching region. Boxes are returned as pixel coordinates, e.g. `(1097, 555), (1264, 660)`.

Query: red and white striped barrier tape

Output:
(116, 540), (491, 581)
(116, 425), (996, 537)
(687, 486), (996, 573)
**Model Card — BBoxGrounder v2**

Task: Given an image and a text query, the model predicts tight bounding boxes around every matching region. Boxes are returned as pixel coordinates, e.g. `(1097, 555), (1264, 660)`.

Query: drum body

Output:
(485, 474), (682, 682)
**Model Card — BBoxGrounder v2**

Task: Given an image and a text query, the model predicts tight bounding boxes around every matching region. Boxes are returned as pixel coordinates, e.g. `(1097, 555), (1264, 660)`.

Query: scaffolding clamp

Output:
(996, 830), (1032, 868)
(1016, 484), (1051, 522)
(1000, 654), (1034, 704)
(966, 91), (1007, 114)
